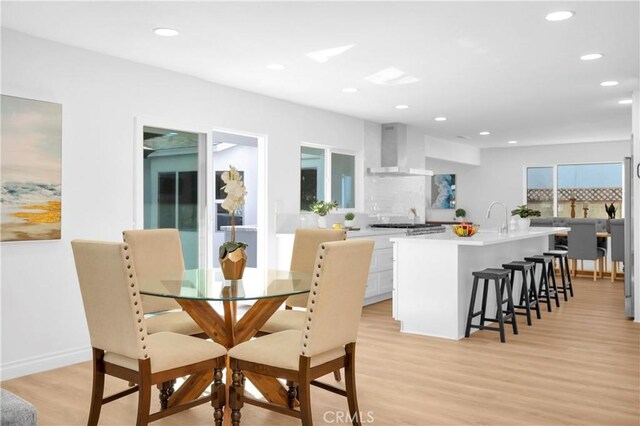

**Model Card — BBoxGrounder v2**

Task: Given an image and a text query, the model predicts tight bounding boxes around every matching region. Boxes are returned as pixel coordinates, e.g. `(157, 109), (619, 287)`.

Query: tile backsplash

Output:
(364, 175), (426, 222)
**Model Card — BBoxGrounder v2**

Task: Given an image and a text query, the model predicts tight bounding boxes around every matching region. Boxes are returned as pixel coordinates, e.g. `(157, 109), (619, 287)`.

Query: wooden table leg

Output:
(172, 295), (294, 416)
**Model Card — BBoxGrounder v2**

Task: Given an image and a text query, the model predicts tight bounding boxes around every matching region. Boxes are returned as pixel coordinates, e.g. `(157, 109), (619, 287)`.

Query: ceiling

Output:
(2, 1), (638, 148)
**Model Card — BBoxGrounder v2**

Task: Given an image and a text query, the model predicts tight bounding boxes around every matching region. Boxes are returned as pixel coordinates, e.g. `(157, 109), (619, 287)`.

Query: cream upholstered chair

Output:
(72, 240), (227, 426)
(122, 229), (204, 337)
(228, 239), (375, 426)
(260, 228), (346, 381)
(260, 228), (346, 334)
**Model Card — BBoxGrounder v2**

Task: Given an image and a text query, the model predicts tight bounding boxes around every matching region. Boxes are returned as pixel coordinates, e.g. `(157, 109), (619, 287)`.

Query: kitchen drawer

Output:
(378, 269), (393, 293)
(364, 273), (378, 299)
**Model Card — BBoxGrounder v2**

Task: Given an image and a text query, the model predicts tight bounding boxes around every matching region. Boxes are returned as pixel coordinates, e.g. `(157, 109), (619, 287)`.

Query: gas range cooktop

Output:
(369, 223), (446, 236)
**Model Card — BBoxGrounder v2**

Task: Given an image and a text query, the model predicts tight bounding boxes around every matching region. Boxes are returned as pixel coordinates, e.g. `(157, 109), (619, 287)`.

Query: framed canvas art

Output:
(1, 95), (62, 242)
(431, 174), (456, 209)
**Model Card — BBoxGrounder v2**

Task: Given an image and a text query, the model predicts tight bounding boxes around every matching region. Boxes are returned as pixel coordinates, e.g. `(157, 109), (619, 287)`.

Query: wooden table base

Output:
(172, 296), (290, 422)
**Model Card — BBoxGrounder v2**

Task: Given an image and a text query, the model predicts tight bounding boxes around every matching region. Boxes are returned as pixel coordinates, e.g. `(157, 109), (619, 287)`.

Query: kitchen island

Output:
(390, 227), (568, 340)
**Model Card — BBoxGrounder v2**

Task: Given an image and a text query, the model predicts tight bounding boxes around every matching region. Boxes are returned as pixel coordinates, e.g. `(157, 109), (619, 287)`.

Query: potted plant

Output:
(219, 165), (248, 279)
(310, 200), (339, 228)
(454, 208), (467, 221)
(344, 212), (355, 228)
(510, 205), (541, 230)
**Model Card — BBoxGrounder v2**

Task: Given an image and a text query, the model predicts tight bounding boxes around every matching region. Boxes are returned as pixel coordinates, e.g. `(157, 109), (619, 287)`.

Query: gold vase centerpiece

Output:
(219, 165), (248, 280)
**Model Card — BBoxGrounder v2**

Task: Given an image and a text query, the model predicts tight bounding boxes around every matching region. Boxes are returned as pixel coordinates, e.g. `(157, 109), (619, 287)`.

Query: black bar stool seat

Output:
(501, 261), (541, 325)
(543, 249), (574, 300)
(465, 268), (518, 343)
(524, 255), (560, 312)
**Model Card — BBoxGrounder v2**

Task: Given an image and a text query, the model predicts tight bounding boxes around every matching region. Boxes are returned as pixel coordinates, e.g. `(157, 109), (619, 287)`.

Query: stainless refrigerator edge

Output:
(624, 156), (635, 317)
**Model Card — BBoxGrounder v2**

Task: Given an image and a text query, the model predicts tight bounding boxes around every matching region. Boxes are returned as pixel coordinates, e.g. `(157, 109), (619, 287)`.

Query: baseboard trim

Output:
(0, 346), (92, 381)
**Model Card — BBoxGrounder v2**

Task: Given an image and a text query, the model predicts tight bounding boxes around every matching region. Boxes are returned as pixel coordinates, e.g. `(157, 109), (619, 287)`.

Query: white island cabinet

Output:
(390, 227), (569, 340)
(276, 229), (404, 306)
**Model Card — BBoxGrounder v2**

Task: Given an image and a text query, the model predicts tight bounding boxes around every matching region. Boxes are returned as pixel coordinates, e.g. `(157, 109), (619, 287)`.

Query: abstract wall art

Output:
(1, 95), (62, 242)
(431, 174), (456, 209)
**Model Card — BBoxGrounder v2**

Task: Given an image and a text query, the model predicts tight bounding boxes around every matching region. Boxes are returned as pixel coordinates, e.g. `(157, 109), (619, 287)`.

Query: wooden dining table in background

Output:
(139, 268), (311, 421)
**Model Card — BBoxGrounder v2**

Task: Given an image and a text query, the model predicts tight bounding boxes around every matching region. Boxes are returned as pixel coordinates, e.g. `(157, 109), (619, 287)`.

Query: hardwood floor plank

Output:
(1, 277), (638, 425)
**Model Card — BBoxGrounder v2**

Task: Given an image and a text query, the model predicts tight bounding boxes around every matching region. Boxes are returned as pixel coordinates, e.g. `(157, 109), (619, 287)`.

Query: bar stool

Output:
(524, 255), (560, 312)
(501, 261), (541, 326)
(465, 268), (518, 343)
(543, 249), (573, 300)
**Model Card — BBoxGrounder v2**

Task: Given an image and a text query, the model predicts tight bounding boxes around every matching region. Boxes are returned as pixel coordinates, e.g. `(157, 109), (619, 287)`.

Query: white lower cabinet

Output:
(276, 231), (403, 306)
(349, 233), (404, 306)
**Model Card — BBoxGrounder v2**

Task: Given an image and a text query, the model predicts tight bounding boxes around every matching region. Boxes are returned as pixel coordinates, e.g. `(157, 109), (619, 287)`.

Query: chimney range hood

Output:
(367, 123), (433, 177)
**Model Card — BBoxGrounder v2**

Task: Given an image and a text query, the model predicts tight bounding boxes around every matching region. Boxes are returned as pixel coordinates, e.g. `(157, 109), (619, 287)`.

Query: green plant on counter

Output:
(510, 205), (541, 218)
(344, 212), (355, 220)
(455, 208), (467, 218)
(309, 200), (339, 216)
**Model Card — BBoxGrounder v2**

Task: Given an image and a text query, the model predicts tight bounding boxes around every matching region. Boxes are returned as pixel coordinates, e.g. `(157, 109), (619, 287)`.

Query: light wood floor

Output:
(2, 277), (638, 425)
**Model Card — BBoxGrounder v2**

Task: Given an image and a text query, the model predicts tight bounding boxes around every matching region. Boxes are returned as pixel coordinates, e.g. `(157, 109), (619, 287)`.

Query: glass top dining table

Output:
(137, 267), (311, 409)
(138, 268), (312, 302)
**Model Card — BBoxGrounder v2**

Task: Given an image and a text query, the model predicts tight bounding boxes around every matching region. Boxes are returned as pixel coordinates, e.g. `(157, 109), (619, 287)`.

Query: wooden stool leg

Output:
(504, 276), (518, 335)
(465, 277), (480, 338)
(565, 257), (574, 297)
(493, 278), (506, 343)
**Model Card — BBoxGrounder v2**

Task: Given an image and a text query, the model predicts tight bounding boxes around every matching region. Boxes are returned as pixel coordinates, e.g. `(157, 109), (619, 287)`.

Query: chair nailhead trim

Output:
(122, 244), (148, 359)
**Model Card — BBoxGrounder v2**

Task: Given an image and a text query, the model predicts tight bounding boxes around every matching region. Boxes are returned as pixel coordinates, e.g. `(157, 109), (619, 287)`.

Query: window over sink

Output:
(300, 144), (355, 211)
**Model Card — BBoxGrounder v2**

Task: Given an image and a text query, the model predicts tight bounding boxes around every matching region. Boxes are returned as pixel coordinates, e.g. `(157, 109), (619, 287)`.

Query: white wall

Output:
(0, 29), (366, 379)
(426, 140), (632, 229)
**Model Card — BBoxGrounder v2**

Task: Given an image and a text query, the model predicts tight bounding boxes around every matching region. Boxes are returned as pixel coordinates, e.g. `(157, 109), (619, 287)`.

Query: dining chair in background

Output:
(610, 219), (624, 282)
(259, 228), (346, 380)
(567, 221), (606, 281)
(122, 229), (205, 338)
(71, 240), (227, 426)
(228, 239), (375, 426)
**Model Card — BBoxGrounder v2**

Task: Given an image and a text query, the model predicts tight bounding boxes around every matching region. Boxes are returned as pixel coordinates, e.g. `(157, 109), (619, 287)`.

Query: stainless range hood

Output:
(367, 123), (433, 176)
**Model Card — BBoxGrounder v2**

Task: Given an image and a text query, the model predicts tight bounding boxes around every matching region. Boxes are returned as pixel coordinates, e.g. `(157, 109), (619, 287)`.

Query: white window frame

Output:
(300, 142), (359, 212)
(523, 161), (624, 217)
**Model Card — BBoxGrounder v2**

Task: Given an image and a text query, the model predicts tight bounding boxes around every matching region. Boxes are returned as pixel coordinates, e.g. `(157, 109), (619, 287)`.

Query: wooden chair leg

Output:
(230, 368), (244, 426)
(600, 258), (604, 278)
(212, 367), (225, 426)
(88, 348), (105, 426)
(612, 262), (617, 282)
(593, 260), (597, 281)
(344, 343), (361, 426)
(333, 369), (342, 381)
(158, 380), (175, 410)
(136, 359), (151, 426)
(298, 356), (313, 426)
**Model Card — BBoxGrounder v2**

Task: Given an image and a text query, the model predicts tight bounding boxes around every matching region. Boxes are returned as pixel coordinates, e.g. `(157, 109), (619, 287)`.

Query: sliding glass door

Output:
(142, 126), (203, 268)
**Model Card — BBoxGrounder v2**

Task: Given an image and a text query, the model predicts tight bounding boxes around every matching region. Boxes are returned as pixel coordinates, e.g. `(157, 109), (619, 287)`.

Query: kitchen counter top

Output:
(277, 228), (407, 238)
(391, 227), (568, 246)
(221, 225), (257, 232)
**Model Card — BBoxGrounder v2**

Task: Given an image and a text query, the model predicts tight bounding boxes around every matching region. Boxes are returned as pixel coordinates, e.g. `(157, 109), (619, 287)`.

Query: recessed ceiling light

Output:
(479, 131), (490, 136)
(342, 87), (358, 93)
(618, 99), (633, 105)
(600, 81), (619, 87)
(434, 117), (447, 122)
(153, 27), (179, 37)
(306, 44), (355, 63)
(395, 105), (409, 110)
(545, 10), (575, 22)
(580, 53), (603, 61)
(267, 63), (286, 71)
(507, 140), (518, 144)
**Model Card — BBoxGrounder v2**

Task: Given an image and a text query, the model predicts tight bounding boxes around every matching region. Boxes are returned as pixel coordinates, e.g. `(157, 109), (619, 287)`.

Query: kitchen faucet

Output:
(486, 201), (509, 234)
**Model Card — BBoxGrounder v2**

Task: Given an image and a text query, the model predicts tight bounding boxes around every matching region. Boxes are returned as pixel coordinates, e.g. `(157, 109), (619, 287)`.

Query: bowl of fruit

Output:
(451, 222), (478, 237)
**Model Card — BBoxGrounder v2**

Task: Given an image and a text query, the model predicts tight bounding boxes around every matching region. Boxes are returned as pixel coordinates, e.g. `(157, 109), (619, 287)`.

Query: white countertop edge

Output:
(390, 227), (570, 246)
(221, 225), (257, 232)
